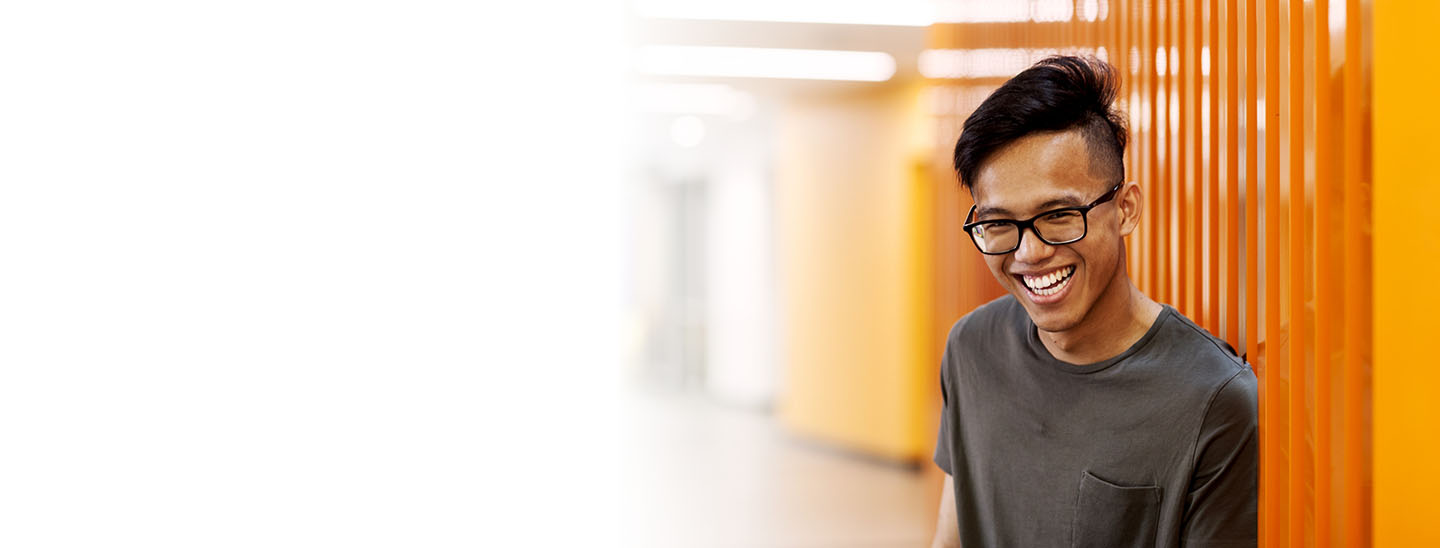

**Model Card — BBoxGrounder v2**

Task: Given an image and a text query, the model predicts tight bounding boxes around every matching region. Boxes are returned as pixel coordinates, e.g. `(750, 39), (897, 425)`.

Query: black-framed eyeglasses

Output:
(962, 181), (1124, 255)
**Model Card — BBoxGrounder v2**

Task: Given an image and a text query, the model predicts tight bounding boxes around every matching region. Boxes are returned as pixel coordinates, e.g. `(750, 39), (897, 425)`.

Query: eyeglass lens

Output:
(970, 210), (1086, 253)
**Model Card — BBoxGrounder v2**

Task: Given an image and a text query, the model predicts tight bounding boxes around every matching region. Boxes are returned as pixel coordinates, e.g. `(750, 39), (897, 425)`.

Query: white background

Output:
(0, 1), (626, 545)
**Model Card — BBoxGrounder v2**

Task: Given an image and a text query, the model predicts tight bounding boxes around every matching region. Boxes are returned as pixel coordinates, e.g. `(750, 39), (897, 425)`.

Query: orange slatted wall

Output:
(924, 1), (1375, 545)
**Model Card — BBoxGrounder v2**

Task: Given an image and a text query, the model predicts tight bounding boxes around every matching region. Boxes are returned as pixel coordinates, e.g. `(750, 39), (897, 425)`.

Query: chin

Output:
(1023, 306), (1085, 333)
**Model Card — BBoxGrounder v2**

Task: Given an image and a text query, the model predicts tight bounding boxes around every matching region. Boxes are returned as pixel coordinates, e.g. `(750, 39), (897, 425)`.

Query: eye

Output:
(1045, 210), (1081, 221)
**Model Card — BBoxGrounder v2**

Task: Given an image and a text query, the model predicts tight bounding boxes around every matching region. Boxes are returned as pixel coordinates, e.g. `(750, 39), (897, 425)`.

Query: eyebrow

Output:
(975, 194), (1087, 219)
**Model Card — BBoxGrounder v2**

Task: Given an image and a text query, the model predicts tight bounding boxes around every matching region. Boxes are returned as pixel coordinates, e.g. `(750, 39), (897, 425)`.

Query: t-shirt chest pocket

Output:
(1070, 470), (1163, 548)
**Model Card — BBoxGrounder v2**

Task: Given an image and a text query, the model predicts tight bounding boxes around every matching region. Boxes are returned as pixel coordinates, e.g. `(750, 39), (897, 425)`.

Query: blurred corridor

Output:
(622, 0), (1440, 546)
(622, 6), (943, 546)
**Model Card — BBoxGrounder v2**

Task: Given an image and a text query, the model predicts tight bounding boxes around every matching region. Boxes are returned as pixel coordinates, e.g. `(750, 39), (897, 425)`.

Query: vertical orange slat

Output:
(1208, 0), (1221, 338)
(1110, 0), (1120, 67)
(1341, 0), (1372, 545)
(1138, 1), (1146, 291)
(1175, 0), (1186, 312)
(1128, 0), (1140, 290)
(1146, 0), (1158, 299)
(1314, 0), (1338, 543)
(1170, 0), (1179, 316)
(1120, 0), (1132, 284)
(1166, 0), (1177, 307)
(1172, 0), (1183, 313)
(1262, 0), (1288, 542)
(1193, 0), (1205, 328)
(1156, 0), (1168, 306)
(1287, 0), (1312, 543)
(1135, 0), (1147, 297)
(1177, 0), (1191, 319)
(1159, 0), (1168, 305)
(1127, 0), (1134, 294)
(1226, 0), (1240, 346)
(1178, 1), (1187, 308)
(1116, 2), (1125, 281)
(1156, 0), (1167, 305)
(1246, 0), (1260, 366)
(1243, 0), (1262, 531)
(1142, 0), (1151, 299)
(1319, 0), (1342, 537)
(1128, 0), (1139, 289)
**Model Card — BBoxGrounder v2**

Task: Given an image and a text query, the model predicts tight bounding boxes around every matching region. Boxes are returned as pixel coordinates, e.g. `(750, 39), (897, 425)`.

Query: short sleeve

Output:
(932, 360), (953, 475)
(1181, 368), (1259, 546)
(932, 317), (966, 476)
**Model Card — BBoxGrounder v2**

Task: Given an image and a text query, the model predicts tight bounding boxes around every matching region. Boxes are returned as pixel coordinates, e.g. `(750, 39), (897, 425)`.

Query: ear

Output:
(1117, 181), (1142, 236)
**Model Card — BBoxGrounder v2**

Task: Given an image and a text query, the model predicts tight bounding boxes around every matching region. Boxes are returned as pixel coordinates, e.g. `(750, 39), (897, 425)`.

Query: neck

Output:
(1037, 274), (1163, 365)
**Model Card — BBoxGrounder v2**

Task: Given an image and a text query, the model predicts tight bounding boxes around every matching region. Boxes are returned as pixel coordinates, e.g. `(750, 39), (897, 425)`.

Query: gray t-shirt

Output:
(933, 295), (1257, 547)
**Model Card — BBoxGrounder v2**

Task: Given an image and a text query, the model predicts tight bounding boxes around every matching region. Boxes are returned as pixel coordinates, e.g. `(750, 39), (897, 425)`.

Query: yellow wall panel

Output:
(774, 83), (938, 462)
(1373, 1), (1440, 545)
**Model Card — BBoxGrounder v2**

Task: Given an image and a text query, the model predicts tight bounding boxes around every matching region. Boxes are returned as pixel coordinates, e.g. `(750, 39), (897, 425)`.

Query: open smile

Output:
(1013, 265), (1076, 303)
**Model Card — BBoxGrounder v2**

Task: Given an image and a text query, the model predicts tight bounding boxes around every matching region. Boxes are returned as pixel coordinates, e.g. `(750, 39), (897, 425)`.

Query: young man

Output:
(929, 56), (1257, 547)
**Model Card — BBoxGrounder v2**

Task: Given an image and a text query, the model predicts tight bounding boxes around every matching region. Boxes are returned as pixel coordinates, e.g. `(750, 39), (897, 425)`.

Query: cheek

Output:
(983, 257), (1010, 282)
(1073, 241), (1117, 281)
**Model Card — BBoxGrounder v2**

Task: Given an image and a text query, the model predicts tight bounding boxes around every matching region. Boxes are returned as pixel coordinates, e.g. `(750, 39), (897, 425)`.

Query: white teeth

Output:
(1022, 266), (1073, 294)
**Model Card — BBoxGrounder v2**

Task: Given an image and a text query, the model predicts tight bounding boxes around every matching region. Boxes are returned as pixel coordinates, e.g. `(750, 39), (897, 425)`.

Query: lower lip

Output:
(1019, 269), (1075, 305)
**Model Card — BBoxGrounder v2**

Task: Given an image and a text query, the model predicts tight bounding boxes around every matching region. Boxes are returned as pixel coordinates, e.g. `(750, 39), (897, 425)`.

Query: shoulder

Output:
(945, 294), (1024, 345)
(1152, 307), (1257, 416)
(1154, 307), (1248, 374)
(941, 295), (1025, 381)
(1188, 350), (1258, 480)
(1205, 366), (1259, 426)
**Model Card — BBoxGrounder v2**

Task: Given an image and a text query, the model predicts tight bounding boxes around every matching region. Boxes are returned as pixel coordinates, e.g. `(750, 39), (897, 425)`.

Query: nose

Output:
(1012, 226), (1055, 264)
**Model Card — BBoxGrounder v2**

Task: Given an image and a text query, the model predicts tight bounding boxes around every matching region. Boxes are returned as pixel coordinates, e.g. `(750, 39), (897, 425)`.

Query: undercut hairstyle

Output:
(953, 55), (1128, 191)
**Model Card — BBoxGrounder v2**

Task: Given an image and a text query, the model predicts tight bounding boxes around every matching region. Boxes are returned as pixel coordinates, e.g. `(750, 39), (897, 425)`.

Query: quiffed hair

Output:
(953, 55), (1128, 190)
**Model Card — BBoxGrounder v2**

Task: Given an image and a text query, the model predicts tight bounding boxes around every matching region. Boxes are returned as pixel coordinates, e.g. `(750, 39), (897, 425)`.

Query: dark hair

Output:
(953, 55), (1128, 191)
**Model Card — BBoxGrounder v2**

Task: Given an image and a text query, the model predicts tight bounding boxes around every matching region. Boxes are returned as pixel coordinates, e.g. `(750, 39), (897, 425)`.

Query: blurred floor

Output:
(622, 388), (936, 548)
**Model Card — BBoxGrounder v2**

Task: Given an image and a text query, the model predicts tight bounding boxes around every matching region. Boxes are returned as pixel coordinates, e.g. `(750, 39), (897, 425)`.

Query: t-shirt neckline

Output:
(1024, 303), (1174, 375)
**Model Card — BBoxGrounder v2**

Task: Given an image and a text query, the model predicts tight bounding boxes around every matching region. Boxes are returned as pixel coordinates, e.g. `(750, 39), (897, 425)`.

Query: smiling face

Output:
(970, 129), (1141, 333)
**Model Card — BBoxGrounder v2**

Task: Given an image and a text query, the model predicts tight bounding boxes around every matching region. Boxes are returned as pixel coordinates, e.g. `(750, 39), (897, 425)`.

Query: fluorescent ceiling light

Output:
(930, 0), (1085, 24)
(634, 0), (933, 27)
(919, 48), (1051, 79)
(635, 0), (1094, 26)
(918, 47), (1106, 79)
(636, 45), (896, 82)
(1028, 0), (1075, 22)
(932, 0), (1029, 23)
